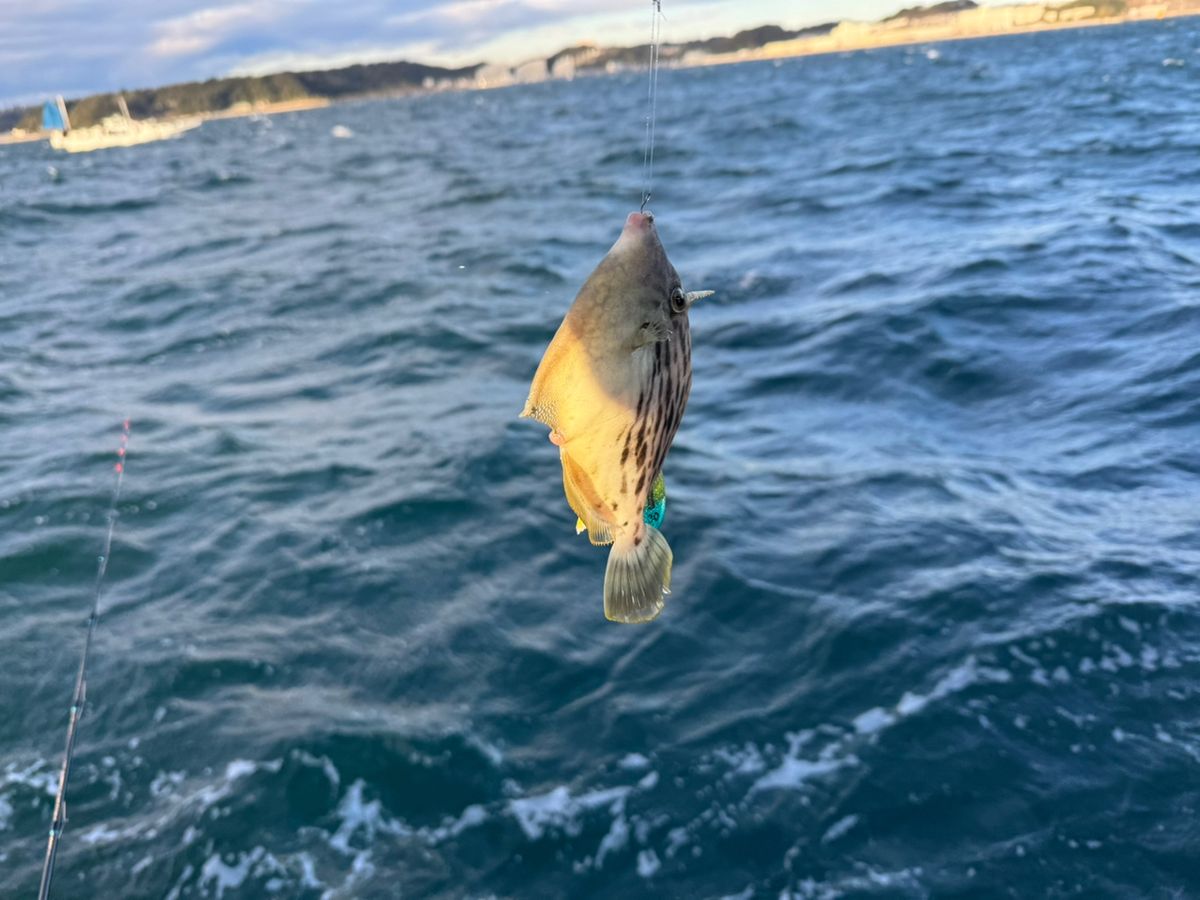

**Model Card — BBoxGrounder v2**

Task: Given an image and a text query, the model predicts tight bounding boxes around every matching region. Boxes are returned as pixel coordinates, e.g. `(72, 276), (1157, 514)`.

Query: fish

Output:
(521, 211), (711, 623)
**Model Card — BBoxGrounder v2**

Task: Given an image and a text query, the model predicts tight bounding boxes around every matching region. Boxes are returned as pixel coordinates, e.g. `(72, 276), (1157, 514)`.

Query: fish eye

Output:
(670, 286), (686, 313)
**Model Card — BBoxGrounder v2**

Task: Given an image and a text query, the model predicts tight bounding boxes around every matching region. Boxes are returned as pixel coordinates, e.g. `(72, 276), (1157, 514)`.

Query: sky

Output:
(0, 0), (943, 109)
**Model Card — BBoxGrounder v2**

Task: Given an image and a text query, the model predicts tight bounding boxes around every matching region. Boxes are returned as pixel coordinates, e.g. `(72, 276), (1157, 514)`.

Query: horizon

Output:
(0, 1), (995, 110)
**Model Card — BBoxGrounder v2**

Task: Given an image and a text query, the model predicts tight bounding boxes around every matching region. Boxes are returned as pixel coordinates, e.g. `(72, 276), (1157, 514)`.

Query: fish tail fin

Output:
(603, 526), (672, 624)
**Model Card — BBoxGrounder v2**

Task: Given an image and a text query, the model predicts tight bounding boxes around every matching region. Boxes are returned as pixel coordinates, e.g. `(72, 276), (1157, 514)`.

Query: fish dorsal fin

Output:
(561, 449), (614, 546)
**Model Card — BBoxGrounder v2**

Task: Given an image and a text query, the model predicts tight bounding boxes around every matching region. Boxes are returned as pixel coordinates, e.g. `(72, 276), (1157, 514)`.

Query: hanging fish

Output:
(521, 211), (711, 623)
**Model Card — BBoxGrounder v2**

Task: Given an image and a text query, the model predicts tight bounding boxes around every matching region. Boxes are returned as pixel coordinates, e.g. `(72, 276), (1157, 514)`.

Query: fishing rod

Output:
(37, 420), (131, 900)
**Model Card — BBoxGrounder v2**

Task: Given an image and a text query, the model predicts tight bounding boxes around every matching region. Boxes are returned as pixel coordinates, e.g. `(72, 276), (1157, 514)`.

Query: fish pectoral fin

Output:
(520, 395), (556, 429)
(633, 319), (672, 350)
(561, 450), (615, 546)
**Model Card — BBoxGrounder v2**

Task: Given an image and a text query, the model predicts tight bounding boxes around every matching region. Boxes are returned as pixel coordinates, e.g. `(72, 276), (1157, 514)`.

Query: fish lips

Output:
(623, 211), (655, 235)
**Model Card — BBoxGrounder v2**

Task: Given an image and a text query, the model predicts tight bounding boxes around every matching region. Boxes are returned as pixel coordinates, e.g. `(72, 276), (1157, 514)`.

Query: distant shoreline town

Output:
(699, 0), (1199, 66)
(3, 0), (1199, 143)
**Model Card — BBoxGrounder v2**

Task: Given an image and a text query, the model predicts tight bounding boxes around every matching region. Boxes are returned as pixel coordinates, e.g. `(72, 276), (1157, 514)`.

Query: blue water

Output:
(3, 19), (1200, 898)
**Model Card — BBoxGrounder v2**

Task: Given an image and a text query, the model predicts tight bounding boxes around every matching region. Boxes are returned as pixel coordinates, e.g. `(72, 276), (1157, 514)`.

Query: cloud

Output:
(391, 0), (625, 28)
(149, 1), (287, 57)
(228, 42), (451, 77)
(232, 0), (645, 75)
(388, 0), (642, 45)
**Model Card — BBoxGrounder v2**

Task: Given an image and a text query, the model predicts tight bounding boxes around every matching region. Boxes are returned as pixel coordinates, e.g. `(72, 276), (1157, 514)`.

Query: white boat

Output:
(44, 94), (200, 154)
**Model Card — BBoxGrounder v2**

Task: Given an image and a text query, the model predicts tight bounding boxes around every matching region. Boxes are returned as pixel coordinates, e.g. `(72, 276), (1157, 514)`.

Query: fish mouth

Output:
(623, 211), (655, 235)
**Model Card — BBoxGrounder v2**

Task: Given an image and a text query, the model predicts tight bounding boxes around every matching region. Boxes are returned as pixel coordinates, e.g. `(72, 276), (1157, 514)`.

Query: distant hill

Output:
(883, 1), (979, 21)
(0, 22), (820, 133)
(573, 23), (837, 69)
(0, 59), (479, 132)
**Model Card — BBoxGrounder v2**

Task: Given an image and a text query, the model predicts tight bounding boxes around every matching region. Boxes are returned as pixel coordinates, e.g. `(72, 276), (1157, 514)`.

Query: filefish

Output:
(521, 211), (711, 623)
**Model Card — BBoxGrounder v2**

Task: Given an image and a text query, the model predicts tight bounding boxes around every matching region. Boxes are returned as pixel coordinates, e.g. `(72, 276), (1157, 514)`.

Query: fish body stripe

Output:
(620, 315), (691, 510)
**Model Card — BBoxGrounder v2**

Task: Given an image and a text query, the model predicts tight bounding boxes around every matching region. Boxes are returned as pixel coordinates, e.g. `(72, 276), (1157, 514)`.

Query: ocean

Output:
(2, 18), (1199, 899)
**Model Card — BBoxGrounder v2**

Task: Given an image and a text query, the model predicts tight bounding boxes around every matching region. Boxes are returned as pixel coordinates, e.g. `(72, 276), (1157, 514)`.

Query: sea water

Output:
(1, 19), (1199, 898)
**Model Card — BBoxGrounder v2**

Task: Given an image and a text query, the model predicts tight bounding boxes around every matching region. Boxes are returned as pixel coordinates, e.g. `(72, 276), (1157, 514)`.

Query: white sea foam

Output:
(200, 850), (259, 898)
(788, 865), (925, 898)
(329, 779), (411, 854)
(165, 863), (194, 900)
(665, 825), (689, 857)
(853, 707), (895, 735)
(81, 823), (137, 845)
(714, 743), (766, 776)
(191, 757), (281, 811)
(2, 760), (58, 796)
(593, 799), (629, 869)
(467, 734), (505, 767)
(751, 753), (847, 794)
(298, 852), (322, 889)
(225, 758), (269, 781)
(421, 803), (488, 842)
(821, 814), (859, 844)
(637, 848), (662, 877)
(198, 846), (289, 899)
(618, 752), (651, 770)
(151, 770), (186, 797)
(749, 656), (1011, 797)
(292, 749), (340, 791)
(509, 784), (631, 840)
(895, 655), (1011, 719)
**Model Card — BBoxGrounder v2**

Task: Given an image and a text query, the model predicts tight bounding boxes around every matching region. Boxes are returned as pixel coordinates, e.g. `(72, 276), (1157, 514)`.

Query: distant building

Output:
(548, 46), (602, 79)
(550, 55), (577, 79)
(1058, 5), (1096, 20)
(822, 0), (1139, 46)
(474, 64), (514, 88)
(513, 59), (549, 83)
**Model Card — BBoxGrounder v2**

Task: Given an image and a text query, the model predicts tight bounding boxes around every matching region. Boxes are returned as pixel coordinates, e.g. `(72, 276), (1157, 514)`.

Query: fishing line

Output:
(37, 419), (131, 900)
(640, 0), (663, 212)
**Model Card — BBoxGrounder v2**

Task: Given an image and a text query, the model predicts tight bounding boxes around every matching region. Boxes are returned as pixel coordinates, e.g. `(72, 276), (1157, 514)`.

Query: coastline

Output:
(0, 131), (43, 146)
(197, 96), (330, 122)
(688, 8), (1200, 68)
(5, 8), (1199, 149)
